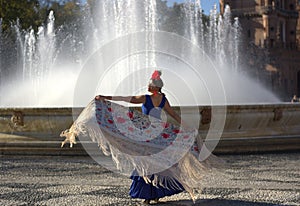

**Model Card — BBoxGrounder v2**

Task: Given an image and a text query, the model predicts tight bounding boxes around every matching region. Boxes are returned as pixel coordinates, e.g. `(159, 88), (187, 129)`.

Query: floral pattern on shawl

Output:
(95, 100), (199, 154)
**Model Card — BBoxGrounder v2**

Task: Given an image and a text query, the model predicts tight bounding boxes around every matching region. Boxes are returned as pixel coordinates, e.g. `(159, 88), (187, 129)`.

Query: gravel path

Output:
(1, 153), (299, 206)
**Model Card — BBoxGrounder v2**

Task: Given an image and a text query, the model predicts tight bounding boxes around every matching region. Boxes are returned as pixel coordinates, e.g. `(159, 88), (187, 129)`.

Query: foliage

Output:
(0, 0), (209, 33)
(0, 0), (42, 31)
(0, 0), (83, 32)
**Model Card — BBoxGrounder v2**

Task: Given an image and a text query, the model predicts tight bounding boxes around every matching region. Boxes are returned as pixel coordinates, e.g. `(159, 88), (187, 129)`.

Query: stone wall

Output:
(0, 104), (299, 153)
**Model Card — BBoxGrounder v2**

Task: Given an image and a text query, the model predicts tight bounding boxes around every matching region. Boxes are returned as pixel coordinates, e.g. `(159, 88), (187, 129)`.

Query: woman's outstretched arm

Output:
(95, 95), (145, 104)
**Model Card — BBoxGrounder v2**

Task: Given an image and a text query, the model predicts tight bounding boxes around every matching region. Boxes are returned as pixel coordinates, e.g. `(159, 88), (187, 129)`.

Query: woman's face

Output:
(148, 85), (159, 93)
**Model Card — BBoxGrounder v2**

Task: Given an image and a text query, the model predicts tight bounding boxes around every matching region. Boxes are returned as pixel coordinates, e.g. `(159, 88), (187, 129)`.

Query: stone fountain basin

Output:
(0, 104), (299, 154)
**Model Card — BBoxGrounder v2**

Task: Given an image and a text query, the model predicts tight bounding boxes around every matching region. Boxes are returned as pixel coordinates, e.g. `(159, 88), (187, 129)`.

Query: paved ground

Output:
(0, 153), (299, 206)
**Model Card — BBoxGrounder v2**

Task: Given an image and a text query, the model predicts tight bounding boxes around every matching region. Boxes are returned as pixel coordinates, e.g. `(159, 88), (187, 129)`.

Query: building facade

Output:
(220, 0), (300, 101)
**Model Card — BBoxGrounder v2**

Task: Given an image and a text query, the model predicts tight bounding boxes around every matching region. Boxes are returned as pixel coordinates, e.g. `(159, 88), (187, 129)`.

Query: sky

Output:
(166, 0), (219, 14)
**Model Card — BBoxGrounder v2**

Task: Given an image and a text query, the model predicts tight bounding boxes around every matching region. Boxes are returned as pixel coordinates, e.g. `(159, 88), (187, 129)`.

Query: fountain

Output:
(0, 0), (280, 107)
(0, 0), (299, 155)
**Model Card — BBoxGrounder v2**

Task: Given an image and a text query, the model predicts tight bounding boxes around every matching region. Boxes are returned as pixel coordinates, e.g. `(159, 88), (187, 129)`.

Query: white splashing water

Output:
(0, 1), (280, 107)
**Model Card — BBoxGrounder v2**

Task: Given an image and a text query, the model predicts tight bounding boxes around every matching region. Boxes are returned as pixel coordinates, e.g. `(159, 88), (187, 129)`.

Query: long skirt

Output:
(129, 175), (185, 200)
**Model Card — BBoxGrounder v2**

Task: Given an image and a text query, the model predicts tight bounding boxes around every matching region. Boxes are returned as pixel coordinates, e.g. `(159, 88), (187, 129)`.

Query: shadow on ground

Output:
(154, 198), (282, 206)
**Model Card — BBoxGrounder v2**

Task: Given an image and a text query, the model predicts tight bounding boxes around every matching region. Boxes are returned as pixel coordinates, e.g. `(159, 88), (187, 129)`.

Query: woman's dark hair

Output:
(159, 87), (166, 96)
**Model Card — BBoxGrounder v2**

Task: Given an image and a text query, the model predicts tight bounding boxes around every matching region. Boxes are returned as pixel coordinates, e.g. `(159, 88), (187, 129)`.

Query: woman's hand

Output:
(95, 95), (104, 101)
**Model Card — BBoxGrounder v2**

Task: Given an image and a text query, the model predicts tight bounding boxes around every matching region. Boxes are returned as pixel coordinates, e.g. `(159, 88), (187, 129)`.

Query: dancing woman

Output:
(95, 70), (185, 204)
(62, 70), (223, 204)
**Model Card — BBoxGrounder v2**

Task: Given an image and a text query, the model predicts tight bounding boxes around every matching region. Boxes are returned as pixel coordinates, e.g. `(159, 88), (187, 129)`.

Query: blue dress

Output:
(129, 94), (185, 200)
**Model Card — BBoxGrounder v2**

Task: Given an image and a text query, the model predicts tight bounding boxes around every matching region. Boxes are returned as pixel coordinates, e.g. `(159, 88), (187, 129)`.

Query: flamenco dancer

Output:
(95, 70), (185, 204)
(62, 70), (223, 204)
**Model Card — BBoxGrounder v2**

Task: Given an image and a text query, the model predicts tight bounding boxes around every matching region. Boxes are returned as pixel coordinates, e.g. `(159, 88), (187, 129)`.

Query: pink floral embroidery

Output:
(162, 122), (169, 128)
(127, 112), (133, 119)
(128, 127), (134, 132)
(117, 117), (125, 123)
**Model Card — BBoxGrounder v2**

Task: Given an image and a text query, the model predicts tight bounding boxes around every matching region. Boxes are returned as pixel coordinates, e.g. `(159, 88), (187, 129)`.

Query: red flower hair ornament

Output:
(151, 70), (162, 80)
(149, 70), (164, 88)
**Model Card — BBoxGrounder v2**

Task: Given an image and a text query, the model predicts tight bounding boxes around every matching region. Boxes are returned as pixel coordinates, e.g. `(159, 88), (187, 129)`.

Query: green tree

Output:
(46, 1), (82, 27)
(0, 0), (42, 31)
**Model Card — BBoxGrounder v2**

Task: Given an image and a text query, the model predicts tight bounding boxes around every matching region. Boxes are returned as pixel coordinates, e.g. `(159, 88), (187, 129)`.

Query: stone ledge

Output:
(1, 136), (299, 155)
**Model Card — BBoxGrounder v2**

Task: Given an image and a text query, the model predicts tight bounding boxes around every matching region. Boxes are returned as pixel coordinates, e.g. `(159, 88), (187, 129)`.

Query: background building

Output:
(220, 0), (300, 101)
